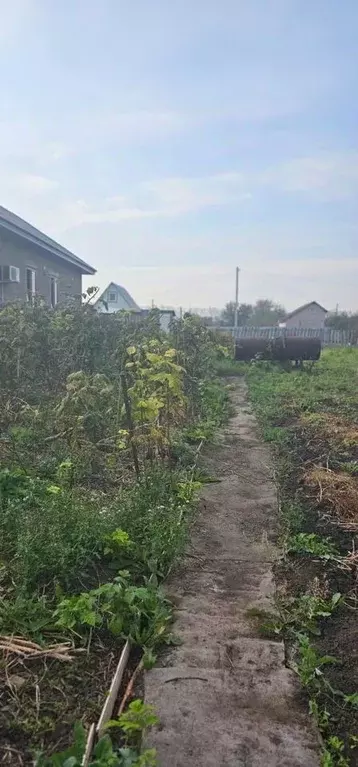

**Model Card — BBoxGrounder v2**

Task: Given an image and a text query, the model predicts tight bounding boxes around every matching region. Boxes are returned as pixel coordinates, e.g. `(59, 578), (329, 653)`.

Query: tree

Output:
(220, 302), (252, 326)
(326, 311), (358, 342)
(250, 300), (286, 327)
(220, 299), (286, 327)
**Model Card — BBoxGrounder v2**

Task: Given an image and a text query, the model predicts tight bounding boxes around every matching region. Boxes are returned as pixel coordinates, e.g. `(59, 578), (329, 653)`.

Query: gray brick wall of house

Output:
(285, 304), (327, 330)
(0, 230), (82, 305)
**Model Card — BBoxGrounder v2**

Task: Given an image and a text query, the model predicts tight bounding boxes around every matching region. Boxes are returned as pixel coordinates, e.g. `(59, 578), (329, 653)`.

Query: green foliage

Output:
(0, 305), (229, 759)
(0, 593), (54, 640)
(112, 468), (198, 579)
(292, 634), (339, 691)
(260, 593), (342, 640)
(108, 700), (159, 739)
(0, 473), (115, 592)
(287, 533), (339, 559)
(246, 347), (358, 766)
(220, 299), (286, 327)
(124, 341), (186, 458)
(214, 358), (244, 377)
(35, 703), (158, 766)
(55, 575), (172, 649)
(34, 721), (86, 767)
(320, 740), (349, 767)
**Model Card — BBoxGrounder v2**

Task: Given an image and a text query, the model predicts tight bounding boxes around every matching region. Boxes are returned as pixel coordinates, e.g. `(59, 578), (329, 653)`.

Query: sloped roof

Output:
(95, 282), (140, 311)
(0, 206), (96, 275)
(285, 301), (328, 320)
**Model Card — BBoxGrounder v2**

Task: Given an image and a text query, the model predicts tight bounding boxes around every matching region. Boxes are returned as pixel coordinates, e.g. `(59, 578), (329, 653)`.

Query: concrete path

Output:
(145, 379), (319, 767)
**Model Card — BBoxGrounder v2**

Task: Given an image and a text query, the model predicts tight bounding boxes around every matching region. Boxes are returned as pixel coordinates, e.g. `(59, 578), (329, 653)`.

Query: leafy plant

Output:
(0, 593), (54, 641)
(292, 634), (339, 691)
(34, 711), (158, 766)
(55, 575), (173, 649)
(106, 700), (159, 749)
(260, 592), (342, 639)
(0, 476), (115, 592)
(287, 533), (339, 560)
(321, 738), (349, 767)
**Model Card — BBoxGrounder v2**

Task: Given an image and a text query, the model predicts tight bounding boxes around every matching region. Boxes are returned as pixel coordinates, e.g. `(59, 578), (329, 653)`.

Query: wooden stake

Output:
(120, 373), (140, 479)
(96, 640), (130, 737)
(82, 723), (96, 767)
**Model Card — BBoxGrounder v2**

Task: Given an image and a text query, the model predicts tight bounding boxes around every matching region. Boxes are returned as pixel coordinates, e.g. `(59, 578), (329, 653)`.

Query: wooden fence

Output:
(220, 326), (352, 346)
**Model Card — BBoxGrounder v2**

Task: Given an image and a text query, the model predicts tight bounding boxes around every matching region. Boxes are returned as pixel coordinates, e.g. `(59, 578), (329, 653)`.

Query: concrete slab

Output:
(144, 379), (319, 766)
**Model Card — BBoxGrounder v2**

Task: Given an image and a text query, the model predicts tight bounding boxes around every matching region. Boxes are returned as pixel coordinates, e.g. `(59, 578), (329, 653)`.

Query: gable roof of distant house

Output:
(0, 206), (96, 275)
(94, 282), (141, 311)
(284, 301), (328, 321)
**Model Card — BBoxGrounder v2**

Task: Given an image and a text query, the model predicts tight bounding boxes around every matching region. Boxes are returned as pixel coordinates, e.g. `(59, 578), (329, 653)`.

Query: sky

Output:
(0, 0), (357, 312)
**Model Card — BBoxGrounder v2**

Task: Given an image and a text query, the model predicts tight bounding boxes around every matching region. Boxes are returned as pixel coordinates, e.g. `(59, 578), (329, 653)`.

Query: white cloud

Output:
(139, 173), (250, 215)
(53, 152), (358, 229)
(261, 152), (358, 200)
(10, 173), (58, 195)
(30, 172), (251, 228)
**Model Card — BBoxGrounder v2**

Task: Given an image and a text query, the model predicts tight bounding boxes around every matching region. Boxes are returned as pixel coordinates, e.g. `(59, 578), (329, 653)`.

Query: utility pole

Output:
(234, 267), (240, 328)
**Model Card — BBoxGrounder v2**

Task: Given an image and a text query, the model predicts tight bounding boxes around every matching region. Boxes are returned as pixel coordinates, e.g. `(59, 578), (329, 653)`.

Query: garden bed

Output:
(0, 303), (230, 765)
(247, 348), (358, 766)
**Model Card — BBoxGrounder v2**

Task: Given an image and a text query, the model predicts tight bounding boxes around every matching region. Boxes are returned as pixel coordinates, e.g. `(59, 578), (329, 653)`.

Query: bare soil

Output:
(144, 379), (320, 767)
(0, 636), (121, 765)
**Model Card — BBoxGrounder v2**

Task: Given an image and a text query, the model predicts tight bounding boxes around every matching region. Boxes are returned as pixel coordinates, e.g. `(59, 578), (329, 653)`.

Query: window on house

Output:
(108, 291), (117, 302)
(26, 268), (36, 302)
(50, 276), (58, 308)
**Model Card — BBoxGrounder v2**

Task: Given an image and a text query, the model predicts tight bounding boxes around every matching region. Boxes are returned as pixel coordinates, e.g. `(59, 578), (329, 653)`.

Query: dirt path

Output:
(145, 379), (319, 766)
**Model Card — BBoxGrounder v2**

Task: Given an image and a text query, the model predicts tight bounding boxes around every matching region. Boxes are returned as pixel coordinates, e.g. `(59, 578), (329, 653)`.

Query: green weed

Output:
(287, 533), (339, 559)
(259, 592), (342, 639)
(35, 702), (158, 766)
(0, 593), (54, 641)
(55, 575), (173, 649)
(292, 634), (339, 691)
(0, 475), (114, 592)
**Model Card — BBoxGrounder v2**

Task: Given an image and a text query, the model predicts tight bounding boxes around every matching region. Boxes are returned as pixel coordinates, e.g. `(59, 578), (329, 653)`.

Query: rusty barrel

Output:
(235, 336), (321, 362)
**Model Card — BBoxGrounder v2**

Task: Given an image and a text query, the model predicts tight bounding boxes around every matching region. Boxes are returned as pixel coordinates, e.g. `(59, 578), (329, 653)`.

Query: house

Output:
(282, 301), (328, 330)
(94, 284), (176, 332)
(94, 282), (141, 313)
(0, 206), (95, 307)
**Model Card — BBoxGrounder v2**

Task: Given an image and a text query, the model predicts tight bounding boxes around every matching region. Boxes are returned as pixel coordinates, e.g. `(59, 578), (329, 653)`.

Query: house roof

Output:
(284, 301), (328, 321)
(0, 206), (96, 275)
(95, 282), (141, 311)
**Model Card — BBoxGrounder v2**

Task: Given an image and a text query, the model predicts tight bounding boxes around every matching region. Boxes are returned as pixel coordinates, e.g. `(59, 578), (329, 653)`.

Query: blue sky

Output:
(0, 0), (357, 310)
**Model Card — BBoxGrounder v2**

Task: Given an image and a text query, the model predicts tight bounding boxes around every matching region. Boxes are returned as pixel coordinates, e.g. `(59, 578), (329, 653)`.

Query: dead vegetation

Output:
(300, 412), (358, 448)
(304, 467), (358, 530)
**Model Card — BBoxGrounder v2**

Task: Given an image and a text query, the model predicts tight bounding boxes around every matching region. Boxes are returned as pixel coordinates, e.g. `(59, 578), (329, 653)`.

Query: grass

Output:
(246, 347), (358, 765)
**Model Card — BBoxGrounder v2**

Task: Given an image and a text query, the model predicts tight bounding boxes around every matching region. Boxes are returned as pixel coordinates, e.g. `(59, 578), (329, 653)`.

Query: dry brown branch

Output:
(0, 636), (83, 661)
(117, 659), (143, 716)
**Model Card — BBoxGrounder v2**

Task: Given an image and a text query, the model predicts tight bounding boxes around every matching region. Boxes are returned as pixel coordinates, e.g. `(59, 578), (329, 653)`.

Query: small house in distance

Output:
(282, 301), (328, 330)
(93, 282), (176, 332)
(93, 282), (140, 313)
(0, 206), (95, 306)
